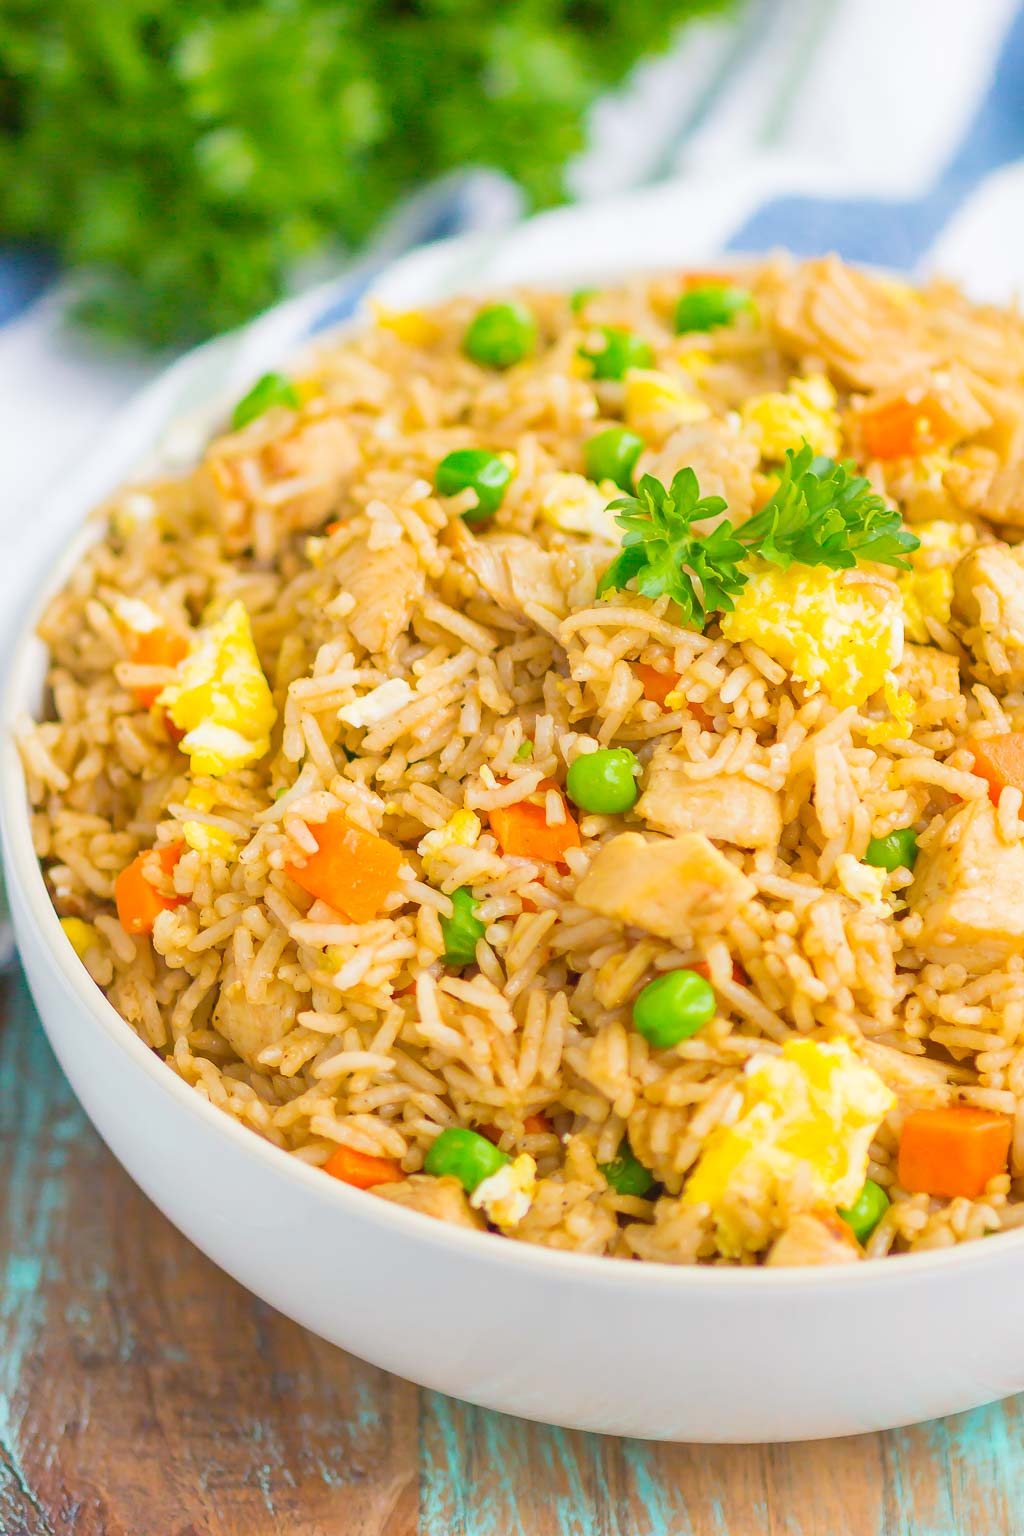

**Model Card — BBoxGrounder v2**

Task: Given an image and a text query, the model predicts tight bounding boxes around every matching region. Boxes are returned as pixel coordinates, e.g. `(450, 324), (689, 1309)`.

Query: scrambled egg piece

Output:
(60, 916), (98, 960)
(338, 677), (414, 728)
(370, 301), (442, 347)
(112, 596), (162, 635)
(741, 374), (840, 460)
(158, 600), (277, 777)
(721, 563), (904, 708)
(682, 1039), (895, 1257)
(865, 674), (915, 745)
(537, 473), (620, 541)
(182, 821), (238, 860)
(624, 369), (710, 437)
(470, 1154), (537, 1231)
(897, 518), (971, 642)
(835, 853), (888, 909)
(674, 347), (711, 382)
(418, 810), (482, 872)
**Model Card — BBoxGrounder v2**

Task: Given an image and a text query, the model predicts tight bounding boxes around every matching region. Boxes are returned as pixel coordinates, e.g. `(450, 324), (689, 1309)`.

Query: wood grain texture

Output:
(2, 970), (1023, 1536)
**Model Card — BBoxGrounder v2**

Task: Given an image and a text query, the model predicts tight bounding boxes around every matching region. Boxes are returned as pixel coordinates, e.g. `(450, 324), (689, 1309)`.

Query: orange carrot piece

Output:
(633, 663), (712, 726)
(285, 812), (402, 923)
(523, 1113), (552, 1135)
(692, 958), (747, 987)
(898, 1106), (1011, 1199)
(859, 394), (954, 460)
(634, 662), (678, 708)
(129, 629), (189, 708)
(115, 841), (185, 934)
(969, 733), (1024, 805)
(325, 520), (344, 535)
(489, 781), (580, 864)
(323, 1145), (404, 1189)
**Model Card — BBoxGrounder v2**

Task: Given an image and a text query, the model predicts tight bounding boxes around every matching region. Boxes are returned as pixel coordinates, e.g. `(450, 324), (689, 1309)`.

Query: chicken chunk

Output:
(766, 1210), (862, 1267)
(453, 528), (602, 636)
(951, 542), (1024, 693)
(575, 831), (754, 940)
(893, 644), (965, 732)
(212, 962), (299, 1066)
(373, 1173), (484, 1230)
(201, 416), (359, 550)
(637, 761), (782, 850)
(910, 798), (1024, 965)
(644, 420), (759, 525)
(334, 534), (425, 654)
(947, 458), (1024, 533)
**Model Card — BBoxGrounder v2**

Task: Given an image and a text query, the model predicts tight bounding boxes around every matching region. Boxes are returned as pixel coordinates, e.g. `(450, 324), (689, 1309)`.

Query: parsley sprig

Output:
(596, 442), (920, 627)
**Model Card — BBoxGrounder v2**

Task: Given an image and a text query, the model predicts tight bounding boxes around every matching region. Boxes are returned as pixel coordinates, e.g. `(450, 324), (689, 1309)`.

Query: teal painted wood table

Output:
(2, 969), (1022, 1536)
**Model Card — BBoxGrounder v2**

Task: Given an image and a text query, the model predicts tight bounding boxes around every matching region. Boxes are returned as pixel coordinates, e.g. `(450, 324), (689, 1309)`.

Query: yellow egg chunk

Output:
(158, 600), (276, 777)
(624, 369), (710, 438)
(182, 821), (238, 860)
(682, 1039), (895, 1257)
(537, 472), (620, 541)
(470, 1153), (538, 1231)
(721, 562), (904, 707)
(370, 301), (442, 347)
(741, 374), (840, 460)
(60, 916), (98, 960)
(896, 519), (970, 642)
(417, 809), (482, 872)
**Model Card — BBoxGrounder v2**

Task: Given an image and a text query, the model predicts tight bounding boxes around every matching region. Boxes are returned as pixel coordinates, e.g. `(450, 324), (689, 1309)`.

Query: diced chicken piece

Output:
(911, 798), (1024, 965)
(637, 761), (781, 850)
(951, 543), (1024, 693)
(334, 534), (425, 654)
(766, 1210), (862, 1267)
(893, 644), (965, 732)
(947, 458), (1024, 533)
(453, 527), (602, 636)
(772, 258), (938, 391)
(262, 416), (361, 528)
(200, 417), (360, 549)
(372, 1173), (484, 1230)
(644, 420), (759, 525)
(212, 962), (299, 1066)
(575, 831), (754, 940)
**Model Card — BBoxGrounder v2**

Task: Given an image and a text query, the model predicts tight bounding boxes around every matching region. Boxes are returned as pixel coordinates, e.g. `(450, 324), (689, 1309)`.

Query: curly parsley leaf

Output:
(740, 443), (920, 573)
(597, 441), (920, 627)
(596, 468), (744, 626)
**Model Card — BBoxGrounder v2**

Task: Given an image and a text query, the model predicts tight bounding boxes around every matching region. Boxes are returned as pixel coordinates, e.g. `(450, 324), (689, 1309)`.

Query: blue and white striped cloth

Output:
(1, 0), (1023, 961)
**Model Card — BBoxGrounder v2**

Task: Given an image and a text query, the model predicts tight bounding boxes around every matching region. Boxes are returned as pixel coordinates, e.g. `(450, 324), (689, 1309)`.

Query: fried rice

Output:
(21, 254), (1024, 1266)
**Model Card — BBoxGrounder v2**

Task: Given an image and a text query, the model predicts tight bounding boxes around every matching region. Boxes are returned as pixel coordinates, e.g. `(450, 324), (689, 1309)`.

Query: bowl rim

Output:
(5, 221), (1024, 1294)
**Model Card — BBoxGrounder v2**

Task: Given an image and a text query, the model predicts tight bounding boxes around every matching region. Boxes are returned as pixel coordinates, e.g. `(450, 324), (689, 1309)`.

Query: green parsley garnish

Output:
(596, 441), (920, 629)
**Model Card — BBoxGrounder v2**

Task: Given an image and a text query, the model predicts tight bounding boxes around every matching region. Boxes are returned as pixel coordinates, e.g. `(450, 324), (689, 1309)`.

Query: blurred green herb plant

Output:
(0, 1), (727, 345)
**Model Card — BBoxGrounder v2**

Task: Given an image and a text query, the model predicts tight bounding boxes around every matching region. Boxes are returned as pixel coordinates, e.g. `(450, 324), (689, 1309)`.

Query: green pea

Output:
(579, 326), (654, 381)
(838, 1179), (890, 1244)
(514, 740), (534, 761)
(425, 1126), (509, 1191)
(633, 969), (716, 1049)
(864, 827), (918, 873)
(232, 371), (300, 430)
(583, 426), (645, 492)
(674, 284), (755, 335)
(566, 747), (640, 815)
(570, 287), (598, 315)
(599, 1140), (656, 1198)
(435, 448), (512, 522)
(463, 301), (537, 369)
(440, 886), (485, 968)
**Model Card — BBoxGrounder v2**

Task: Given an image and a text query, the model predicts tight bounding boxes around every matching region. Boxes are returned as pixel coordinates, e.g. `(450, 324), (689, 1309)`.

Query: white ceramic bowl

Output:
(5, 197), (1024, 1442)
